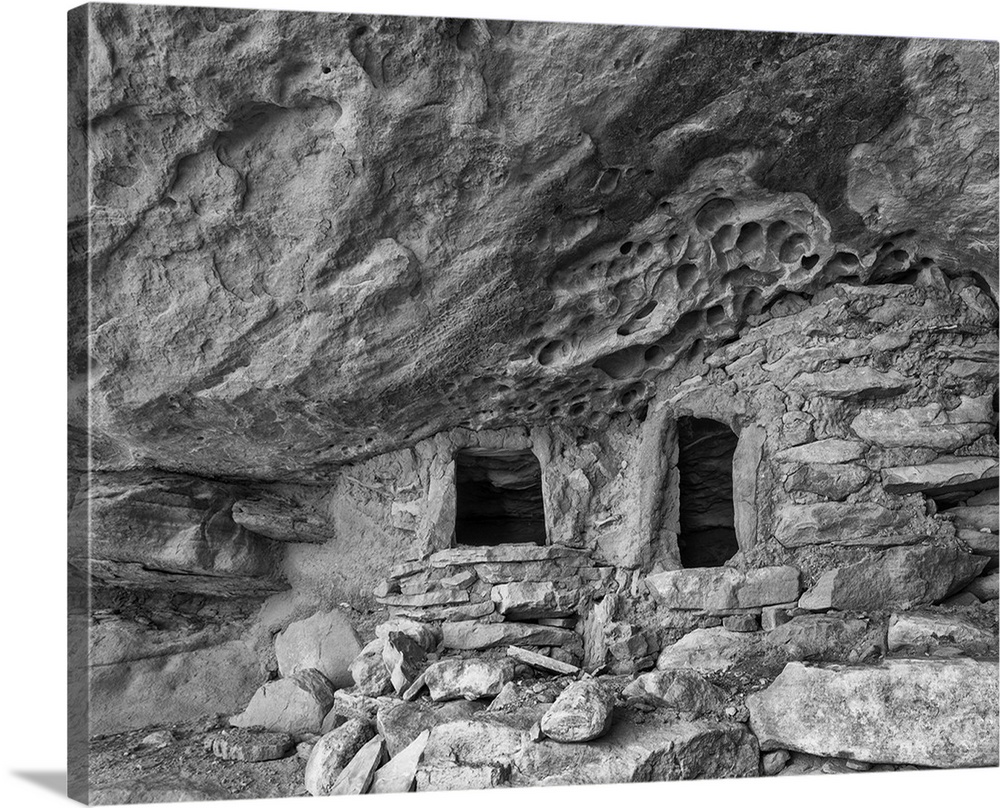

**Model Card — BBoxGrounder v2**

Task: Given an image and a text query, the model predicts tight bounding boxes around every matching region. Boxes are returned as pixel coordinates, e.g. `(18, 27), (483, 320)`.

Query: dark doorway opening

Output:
(455, 449), (546, 546)
(677, 417), (739, 567)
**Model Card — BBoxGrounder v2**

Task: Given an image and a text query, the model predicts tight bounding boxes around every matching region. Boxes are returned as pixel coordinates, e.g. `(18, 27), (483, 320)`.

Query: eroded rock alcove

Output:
(68, 5), (999, 804)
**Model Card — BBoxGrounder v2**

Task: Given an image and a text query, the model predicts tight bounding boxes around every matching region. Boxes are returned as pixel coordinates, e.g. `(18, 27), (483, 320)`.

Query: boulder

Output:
(657, 628), (765, 673)
(881, 456), (999, 495)
(274, 608), (362, 688)
(370, 730), (430, 794)
(415, 711), (541, 791)
(774, 502), (910, 547)
(203, 728), (294, 761)
(747, 659), (999, 767)
(441, 620), (579, 650)
(798, 545), (990, 611)
(424, 658), (515, 701)
(765, 614), (870, 660)
(887, 611), (996, 654)
(229, 668), (335, 736)
(540, 680), (615, 742)
(304, 719), (376, 796)
(511, 718), (760, 786)
(621, 669), (726, 718)
(382, 631), (427, 695)
(350, 639), (392, 696)
(377, 699), (486, 756)
(329, 736), (386, 795)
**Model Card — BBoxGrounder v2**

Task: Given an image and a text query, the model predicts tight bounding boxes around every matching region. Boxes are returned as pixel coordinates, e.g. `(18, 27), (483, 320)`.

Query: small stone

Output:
(204, 727), (294, 761)
(762, 749), (790, 775)
(723, 613), (759, 632)
(540, 680), (614, 742)
(622, 669), (726, 718)
(401, 671), (427, 701)
(138, 730), (175, 749)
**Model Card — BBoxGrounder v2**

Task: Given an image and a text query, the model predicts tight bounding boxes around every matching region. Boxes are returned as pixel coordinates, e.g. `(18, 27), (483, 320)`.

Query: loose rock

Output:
(540, 680), (614, 742)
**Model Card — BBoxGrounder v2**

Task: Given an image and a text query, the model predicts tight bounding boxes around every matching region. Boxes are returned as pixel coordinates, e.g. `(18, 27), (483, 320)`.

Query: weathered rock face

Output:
(70, 7), (997, 483)
(747, 659), (999, 767)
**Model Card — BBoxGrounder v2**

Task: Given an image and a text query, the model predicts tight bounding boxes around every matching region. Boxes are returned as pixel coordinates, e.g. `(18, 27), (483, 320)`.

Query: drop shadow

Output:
(11, 770), (67, 796)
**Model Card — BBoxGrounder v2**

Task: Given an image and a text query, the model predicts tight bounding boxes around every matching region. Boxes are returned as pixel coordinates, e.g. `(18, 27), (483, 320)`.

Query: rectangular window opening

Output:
(677, 417), (739, 567)
(454, 449), (546, 547)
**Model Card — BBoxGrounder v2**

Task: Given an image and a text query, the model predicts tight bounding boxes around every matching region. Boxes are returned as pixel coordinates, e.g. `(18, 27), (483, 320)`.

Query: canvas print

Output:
(67, 2), (999, 804)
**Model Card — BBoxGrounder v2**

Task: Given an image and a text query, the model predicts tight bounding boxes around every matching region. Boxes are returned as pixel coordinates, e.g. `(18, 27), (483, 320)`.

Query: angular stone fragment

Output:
(850, 397), (992, 450)
(304, 719), (376, 796)
(656, 628), (765, 673)
(429, 544), (588, 568)
(350, 639), (392, 697)
(441, 620), (578, 650)
(797, 545), (989, 611)
(747, 659), (999, 767)
(387, 600), (496, 622)
(491, 581), (579, 618)
(424, 658), (515, 701)
(948, 506), (999, 533)
(774, 438), (867, 465)
(329, 736), (386, 795)
(762, 749), (790, 775)
(377, 699), (486, 757)
(511, 718), (760, 785)
(784, 463), (870, 500)
(507, 645), (580, 675)
(887, 611), (996, 653)
(382, 631), (427, 695)
(329, 689), (397, 726)
(540, 680), (614, 742)
(622, 669), (726, 718)
(959, 530), (999, 561)
(370, 730), (430, 794)
(761, 603), (798, 631)
(881, 456), (999, 495)
(790, 367), (909, 399)
(377, 589), (470, 608)
(229, 668), (335, 736)
(374, 618), (441, 652)
(274, 608), (362, 688)
(474, 559), (588, 583)
(723, 613), (759, 632)
(645, 566), (799, 610)
(204, 728), (294, 761)
(231, 493), (332, 543)
(774, 502), (910, 547)
(765, 615), (869, 660)
(965, 572), (999, 601)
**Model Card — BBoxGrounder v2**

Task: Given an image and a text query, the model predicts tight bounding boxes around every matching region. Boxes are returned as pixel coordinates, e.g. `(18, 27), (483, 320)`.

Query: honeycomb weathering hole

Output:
(454, 449), (546, 546)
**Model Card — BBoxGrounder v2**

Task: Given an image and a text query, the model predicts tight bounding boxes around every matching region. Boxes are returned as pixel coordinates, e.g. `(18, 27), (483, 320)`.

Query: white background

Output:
(1, 0), (998, 806)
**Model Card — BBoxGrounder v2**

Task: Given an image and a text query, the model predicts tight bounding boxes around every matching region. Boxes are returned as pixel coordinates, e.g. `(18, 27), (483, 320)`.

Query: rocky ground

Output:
(87, 592), (998, 803)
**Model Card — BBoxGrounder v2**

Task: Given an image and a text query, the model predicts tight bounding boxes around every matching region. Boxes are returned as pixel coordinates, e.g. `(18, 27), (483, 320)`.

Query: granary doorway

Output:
(676, 417), (739, 567)
(454, 449), (547, 546)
